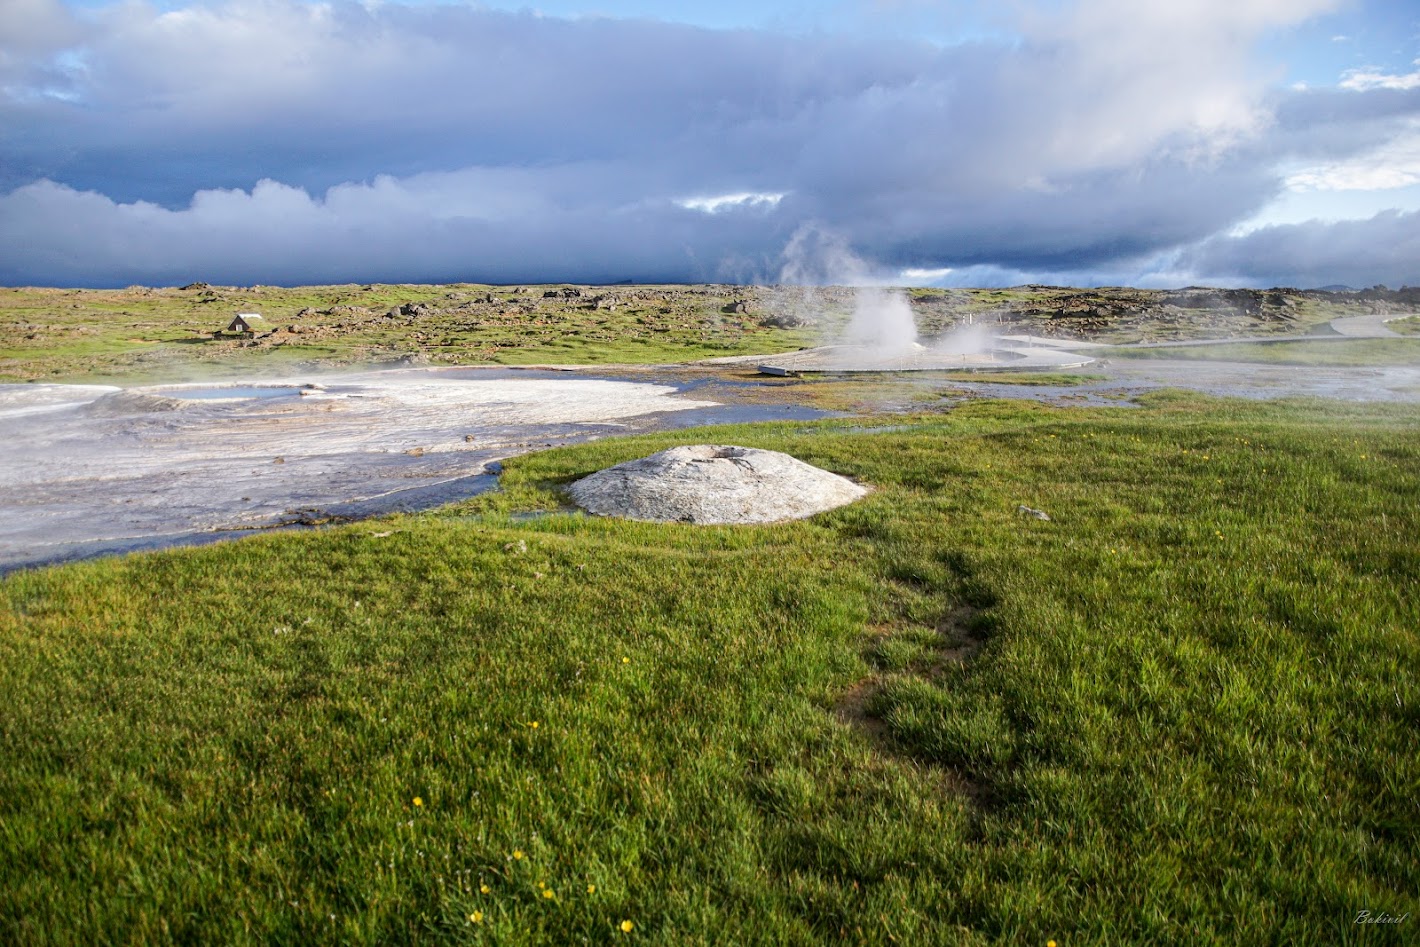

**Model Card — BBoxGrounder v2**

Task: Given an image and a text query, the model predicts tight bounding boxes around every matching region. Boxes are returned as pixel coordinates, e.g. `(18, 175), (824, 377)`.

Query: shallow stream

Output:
(0, 368), (834, 573)
(3, 356), (1416, 573)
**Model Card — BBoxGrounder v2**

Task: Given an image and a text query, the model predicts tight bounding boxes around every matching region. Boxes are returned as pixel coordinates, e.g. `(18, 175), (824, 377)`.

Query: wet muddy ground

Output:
(793, 358), (1420, 408)
(3, 356), (1417, 572)
(0, 368), (838, 572)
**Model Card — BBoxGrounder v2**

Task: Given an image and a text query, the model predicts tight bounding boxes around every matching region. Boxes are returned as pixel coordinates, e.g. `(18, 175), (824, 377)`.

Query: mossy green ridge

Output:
(0, 284), (816, 383)
(1, 394), (1417, 944)
(5, 282), (1417, 384)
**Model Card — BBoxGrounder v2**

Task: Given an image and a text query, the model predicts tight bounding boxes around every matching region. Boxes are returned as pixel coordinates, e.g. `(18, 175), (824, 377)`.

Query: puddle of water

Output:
(305, 473), (501, 521)
(167, 386), (301, 401)
(657, 403), (839, 428)
(0, 371), (828, 574)
(0, 528), (311, 577)
(408, 366), (791, 397)
(10, 358), (1414, 575)
(670, 377), (791, 394)
(1102, 360), (1420, 402)
(0, 469), (506, 578)
(939, 381), (1138, 408)
(405, 367), (590, 382)
(802, 360), (1420, 408)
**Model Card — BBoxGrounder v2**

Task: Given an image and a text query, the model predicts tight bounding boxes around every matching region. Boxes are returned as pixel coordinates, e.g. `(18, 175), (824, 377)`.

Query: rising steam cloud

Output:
(776, 224), (921, 356)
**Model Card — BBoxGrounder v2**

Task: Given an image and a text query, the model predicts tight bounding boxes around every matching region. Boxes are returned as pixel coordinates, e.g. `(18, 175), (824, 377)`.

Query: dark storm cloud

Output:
(1, 0), (1415, 286)
(0, 174), (795, 286)
(2, 2), (931, 203)
(1262, 85), (1420, 167)
(1180, 209), (1420, 288)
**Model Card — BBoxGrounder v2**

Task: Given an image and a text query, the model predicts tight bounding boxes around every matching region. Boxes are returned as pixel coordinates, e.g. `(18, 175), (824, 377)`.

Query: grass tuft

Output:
(1, 395), (1417, 943)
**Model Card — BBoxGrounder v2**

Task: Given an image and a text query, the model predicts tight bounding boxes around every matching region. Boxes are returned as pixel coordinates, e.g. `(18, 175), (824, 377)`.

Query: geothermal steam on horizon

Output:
(932, 320), (996, 356)
(774, 224), (922, 356)
(844, 286), (920, 356)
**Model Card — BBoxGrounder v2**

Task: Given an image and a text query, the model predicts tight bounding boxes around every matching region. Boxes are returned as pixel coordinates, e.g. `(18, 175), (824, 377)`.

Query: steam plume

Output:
(775, 224), (920, 356)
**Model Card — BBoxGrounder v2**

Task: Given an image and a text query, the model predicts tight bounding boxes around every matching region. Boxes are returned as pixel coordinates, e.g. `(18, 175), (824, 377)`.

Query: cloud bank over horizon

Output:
(3, 0), (1419, 288)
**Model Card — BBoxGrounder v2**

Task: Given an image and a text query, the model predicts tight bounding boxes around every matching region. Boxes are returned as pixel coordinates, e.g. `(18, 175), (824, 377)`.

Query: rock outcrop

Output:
(567, 445), (868, 524)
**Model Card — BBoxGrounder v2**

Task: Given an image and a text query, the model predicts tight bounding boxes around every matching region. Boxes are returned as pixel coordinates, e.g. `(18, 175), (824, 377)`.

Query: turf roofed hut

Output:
(214, 313), (260, 339)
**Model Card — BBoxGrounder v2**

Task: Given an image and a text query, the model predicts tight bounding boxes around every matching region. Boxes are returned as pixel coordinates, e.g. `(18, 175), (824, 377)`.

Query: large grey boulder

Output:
(567, 445), (868, 524)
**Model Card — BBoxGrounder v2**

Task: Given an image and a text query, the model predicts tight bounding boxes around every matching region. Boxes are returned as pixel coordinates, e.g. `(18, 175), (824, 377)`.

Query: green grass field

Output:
(1389, 316), (1420, 337)
(5, 282), (1408, 384)
(2, 393), (1416, 944)
(0, 285), (817, 384)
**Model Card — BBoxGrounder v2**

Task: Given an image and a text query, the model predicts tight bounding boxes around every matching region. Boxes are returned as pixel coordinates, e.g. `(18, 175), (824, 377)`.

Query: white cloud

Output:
(0, 0), (82, 58)
(1001, 0), (1342, 174)
(1340, 62), (1420, 92)
(3, 0), (1417, 289)
(676, 192), (786, 214)
(899, 267), (955, 282)
(1284, 121), (1420, 191)
(1181, 208), (1420, 287)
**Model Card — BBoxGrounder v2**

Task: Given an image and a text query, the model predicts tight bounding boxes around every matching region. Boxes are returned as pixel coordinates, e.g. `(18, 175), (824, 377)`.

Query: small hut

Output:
(214, 313), (261, 339)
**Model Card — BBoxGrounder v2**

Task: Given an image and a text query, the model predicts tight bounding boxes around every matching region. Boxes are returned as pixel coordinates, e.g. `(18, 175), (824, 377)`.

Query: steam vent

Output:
(567, 445), (868, 524)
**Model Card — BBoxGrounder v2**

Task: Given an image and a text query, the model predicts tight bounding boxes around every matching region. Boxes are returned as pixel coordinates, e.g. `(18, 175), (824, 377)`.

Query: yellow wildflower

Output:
(587, 884), (596, 893)
(480, 884), (491, 894)
(621, 919), (634, 933)
(470, 912), (483, 923)
(513, 850), (524, 860)
(542, 889), (554, 899)
(413, 797), (423, 807)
